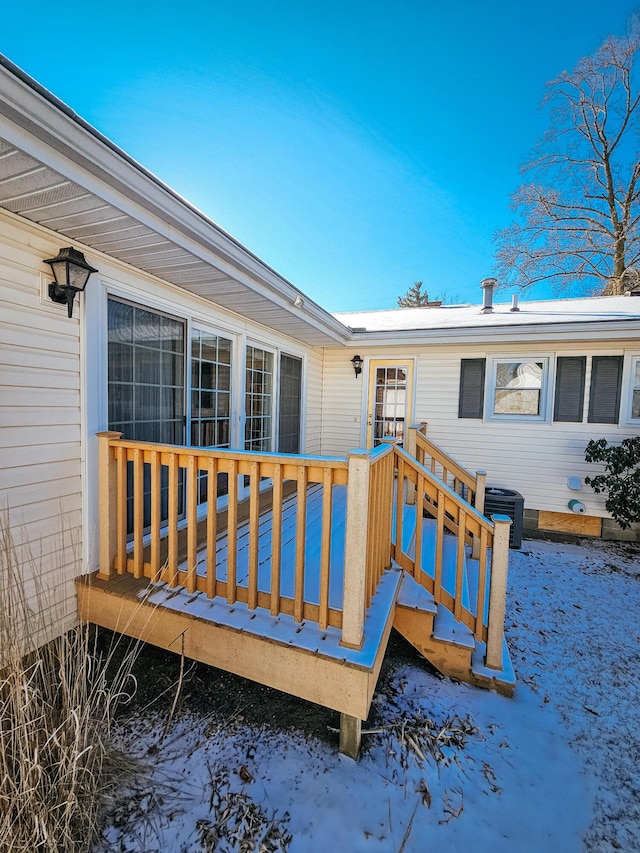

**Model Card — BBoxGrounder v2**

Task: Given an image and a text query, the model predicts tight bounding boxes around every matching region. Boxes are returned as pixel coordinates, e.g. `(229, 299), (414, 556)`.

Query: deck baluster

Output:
(226, 460), (238, 604)
(248, 461), (260, 610)
(270, 464), (283, 616)
(294, 466), (308, 622)
(319, 467), (333, 630)
(186, 454), (198, 593)
(206, 457), (218, 598)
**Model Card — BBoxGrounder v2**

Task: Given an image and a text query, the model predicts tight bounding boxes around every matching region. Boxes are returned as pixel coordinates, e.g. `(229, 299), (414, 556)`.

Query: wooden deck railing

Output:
(96, 431), (507, 668)
(405, 424), (486, 516)
(96, 433), (393, 650)
(390, 444), (510, 670)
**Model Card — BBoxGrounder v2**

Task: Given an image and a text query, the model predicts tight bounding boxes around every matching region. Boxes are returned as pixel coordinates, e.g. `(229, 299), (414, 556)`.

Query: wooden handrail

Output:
(97, 433), (507, 671)
(406, 425), (487, 518)
(390, 444), (509, 664)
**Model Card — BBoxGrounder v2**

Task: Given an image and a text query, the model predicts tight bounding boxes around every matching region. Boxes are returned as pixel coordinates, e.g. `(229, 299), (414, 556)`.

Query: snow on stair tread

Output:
(471, 638), (516, 686)
(396, 572), (437, 614)
(432, 603), (475, 649)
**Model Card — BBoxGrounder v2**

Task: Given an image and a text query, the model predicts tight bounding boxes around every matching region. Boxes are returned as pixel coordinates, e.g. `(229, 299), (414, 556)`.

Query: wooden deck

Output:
(77, 567), (401, 720)
(80, 430), (514, 755)
(78, 498), (401, 744)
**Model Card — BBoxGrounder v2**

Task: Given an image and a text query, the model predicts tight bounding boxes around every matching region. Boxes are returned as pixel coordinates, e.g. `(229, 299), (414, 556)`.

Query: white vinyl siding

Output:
(2, 208), (323, 645)
(319, 341), (640, 519)
(320, 349), (365, 454)
(304, 348), (323, 454)
(0, 219), (83, 643)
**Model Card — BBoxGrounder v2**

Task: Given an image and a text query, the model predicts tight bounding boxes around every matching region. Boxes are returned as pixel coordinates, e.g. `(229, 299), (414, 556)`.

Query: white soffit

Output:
(0, 57), (349, 347)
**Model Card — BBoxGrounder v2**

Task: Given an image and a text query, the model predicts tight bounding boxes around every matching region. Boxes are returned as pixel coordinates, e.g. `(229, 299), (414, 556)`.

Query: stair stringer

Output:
(394, 572), (475, 682)
(393, 570), (515, 697)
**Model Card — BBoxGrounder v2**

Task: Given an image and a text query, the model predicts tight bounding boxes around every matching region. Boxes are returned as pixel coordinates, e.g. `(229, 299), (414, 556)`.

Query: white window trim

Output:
(484, 354), (554, 423)
(621, 351), (640, 426)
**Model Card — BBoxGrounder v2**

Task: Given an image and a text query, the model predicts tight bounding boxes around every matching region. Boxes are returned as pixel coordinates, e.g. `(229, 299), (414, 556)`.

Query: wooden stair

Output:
(392, 517), (515, 696)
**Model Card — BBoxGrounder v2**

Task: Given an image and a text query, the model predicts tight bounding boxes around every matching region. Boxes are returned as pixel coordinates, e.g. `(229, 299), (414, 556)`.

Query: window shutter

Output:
(458, 358), (486, 419)
(553, 356), (586, 422)
(588, 355), (623, 424)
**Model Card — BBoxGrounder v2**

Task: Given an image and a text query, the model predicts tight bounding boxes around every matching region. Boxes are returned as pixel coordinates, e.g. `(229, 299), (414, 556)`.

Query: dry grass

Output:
(0, 513), (142, 853)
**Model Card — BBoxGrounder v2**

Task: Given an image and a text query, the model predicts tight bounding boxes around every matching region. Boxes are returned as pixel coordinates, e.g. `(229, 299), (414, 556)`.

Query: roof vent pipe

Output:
(481, 277), (497, 314)
(510, 293), (520, 312)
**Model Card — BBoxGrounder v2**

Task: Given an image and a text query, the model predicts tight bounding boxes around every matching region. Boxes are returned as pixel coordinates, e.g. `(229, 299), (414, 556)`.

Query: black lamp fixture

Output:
(350, 354), (363, 377)
(44, 247), (98, 318)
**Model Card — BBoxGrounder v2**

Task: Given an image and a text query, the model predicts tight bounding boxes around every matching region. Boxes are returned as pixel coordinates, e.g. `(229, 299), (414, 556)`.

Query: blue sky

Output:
(1, 1), (638, 310)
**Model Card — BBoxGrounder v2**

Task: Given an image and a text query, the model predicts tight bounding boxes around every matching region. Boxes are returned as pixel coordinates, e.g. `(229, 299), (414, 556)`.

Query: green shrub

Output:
(585, 436), (640, 529)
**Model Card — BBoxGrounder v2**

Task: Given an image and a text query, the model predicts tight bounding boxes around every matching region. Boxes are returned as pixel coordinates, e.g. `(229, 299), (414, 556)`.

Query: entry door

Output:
(366, 360), (414, 448)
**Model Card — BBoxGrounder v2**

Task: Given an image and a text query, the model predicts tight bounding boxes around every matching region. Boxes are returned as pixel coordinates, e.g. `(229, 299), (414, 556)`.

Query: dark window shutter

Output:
(588, 356), (623, 424)
(458, 358), (486, 419)
(554, 356), (586, 422)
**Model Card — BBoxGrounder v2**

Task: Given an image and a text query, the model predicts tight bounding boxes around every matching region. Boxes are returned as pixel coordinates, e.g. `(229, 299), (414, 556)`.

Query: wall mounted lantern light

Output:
(350, 354), (363, 378)
(44, 247), (98, 318)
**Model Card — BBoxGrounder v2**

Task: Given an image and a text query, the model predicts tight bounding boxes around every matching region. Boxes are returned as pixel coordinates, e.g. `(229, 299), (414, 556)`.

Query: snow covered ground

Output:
(96, 537), (640, 852)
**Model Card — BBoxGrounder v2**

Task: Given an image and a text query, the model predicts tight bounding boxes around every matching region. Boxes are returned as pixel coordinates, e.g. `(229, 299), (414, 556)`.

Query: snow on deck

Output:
(139, 566), (401, 670)
(135, 483), (402, 669)
(181, 483), (348, 609)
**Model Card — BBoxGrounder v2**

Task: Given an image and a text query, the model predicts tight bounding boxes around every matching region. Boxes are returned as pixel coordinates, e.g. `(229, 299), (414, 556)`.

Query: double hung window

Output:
(492, 360), (545, 417)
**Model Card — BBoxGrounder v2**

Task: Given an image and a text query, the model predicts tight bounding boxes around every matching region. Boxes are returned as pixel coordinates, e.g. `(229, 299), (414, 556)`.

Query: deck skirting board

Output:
(76, 566), (401, 721)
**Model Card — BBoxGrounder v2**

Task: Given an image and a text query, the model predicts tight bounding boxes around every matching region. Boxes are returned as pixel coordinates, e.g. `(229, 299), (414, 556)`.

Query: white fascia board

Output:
(344, 318), (640, 348)
(0, 59), (350, 345)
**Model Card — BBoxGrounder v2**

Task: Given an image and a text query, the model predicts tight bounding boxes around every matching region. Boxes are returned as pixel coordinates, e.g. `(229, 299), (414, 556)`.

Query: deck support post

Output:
(96, 431), (122, 581)
(339, 713), (362, 759)
(485, 514), (511, 670)
(341, 450), (371, 650)
(472, 471), (487, 559)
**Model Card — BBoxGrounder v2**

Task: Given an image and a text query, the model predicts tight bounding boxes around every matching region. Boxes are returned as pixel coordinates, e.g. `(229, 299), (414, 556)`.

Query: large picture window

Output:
(107, 298), (185, 531)
(108, 299), (185, 444)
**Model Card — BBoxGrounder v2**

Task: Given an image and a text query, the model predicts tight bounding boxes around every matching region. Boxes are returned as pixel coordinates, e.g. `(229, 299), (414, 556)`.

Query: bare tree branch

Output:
(495, 16), (640, 296)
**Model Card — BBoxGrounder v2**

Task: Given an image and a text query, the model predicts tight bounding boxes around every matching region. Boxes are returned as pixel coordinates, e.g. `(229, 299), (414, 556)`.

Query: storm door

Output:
(366, 360), (414, 448)
(277, 353), (302, 454)
(107, 298), (185, 532)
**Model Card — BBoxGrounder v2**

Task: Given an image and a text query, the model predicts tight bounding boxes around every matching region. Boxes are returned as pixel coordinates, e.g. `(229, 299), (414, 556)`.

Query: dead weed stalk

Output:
(0, 511), (142, 852)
